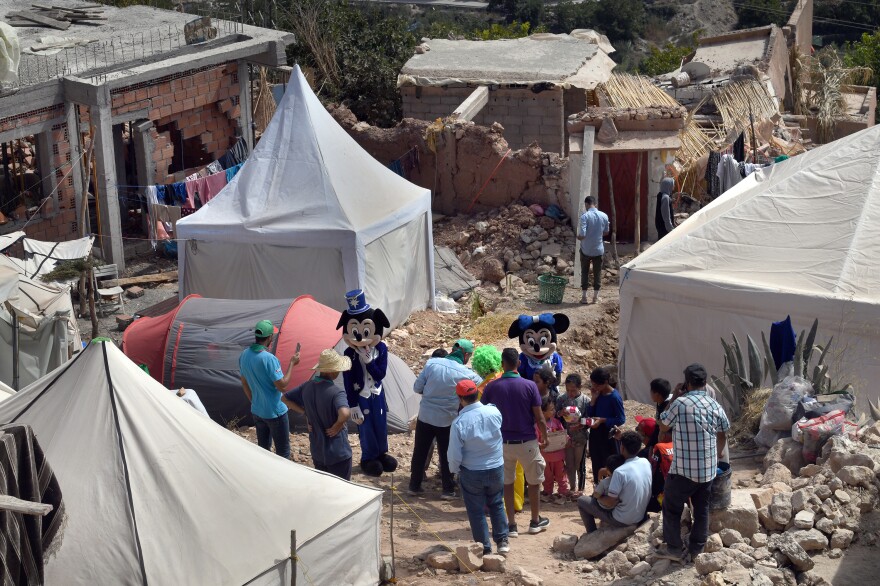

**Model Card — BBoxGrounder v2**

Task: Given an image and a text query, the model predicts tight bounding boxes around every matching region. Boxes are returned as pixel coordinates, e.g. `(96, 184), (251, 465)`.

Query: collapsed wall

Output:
(327, 105), (569, 216)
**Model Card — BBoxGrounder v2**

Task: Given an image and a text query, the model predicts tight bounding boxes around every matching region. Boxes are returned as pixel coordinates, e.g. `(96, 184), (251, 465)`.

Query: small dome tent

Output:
(0, 340), (383, 585)
(122, 295), (419, 429)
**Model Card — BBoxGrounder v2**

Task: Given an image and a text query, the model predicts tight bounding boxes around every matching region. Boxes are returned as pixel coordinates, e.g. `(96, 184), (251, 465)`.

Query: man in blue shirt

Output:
(408, 339), (482, 500)
(577, 195), (609, 304)
(448, 379), (509, 556)
(239, 319), (301, 459)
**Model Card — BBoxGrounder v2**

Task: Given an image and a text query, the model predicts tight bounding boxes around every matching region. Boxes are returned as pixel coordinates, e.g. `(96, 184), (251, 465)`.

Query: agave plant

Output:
(711, 319), (852, 419)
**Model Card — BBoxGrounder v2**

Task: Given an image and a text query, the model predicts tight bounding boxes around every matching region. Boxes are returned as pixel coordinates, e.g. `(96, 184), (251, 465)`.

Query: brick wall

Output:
(110, 64), (241, 183)
(0, 104), (81, 242)
(401, 86), (566, 153)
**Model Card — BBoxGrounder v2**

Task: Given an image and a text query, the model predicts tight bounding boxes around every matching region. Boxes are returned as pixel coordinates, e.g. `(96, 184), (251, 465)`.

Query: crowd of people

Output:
(238, 317), (730, 564)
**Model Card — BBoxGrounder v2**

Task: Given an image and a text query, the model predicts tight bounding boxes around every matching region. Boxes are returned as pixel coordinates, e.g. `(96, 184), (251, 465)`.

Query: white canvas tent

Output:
(1, 264), (81, 389)
(0, 378), (13, 402)
(0, 340), (383, 585)
(177, 65), (435, 328)
(0, 231), (94, 279)
(619, 125), (880, 411)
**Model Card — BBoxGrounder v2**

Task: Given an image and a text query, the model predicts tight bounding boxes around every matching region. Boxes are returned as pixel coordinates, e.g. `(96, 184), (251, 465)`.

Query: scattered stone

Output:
(762, 463), (793, 486)
(705, 533), (723, 553)
(794, 510), (815, 529)
(652, 558), (671, 574)
(834, 489), (851, 504)
(770, 493), (793, 526)
(456, 542), (483, 572)
(800, 464), (823, 477)
(482, 554), (507, 573)
(787, 528), (828, 551)
(482, 258), (506, 283)
(474, 221), (489, 234)
(455, 232), (471, 246)
(751, 488), (775, 510)
(628, 561), (650, 576)
(797, 570), (832, 586)
(573, 525), (638, 559)
(540, 242), (561, 257)
(414, 544), (449, 561)
(729, 542), (754, 555)
(125, 286), (144, 298)
(704, 571), (726, 586)
(597, 550), (633, 577)
(752, 546), (771, 560)
(769, 534), (814, 571)
(815, 517), (834, 535)
(830, 528), (854, 549)
(828, 547), (843, 559)
(426, 551), (459, 571)
(751, 533), (769, 548)
(552, 534), (578, 554)
(790, 488), (814, 513)
(513, 566), (543, 586)
(710, 489), (760, 538)
(694, 551), (728, 575)
(720, 528), (744, 546)
(814, 485), (832, 501)
(837, 465), (874, 488)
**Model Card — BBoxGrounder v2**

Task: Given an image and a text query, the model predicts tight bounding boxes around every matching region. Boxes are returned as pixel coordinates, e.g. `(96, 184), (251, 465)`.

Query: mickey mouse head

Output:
(337, 307), (390, 349)
(508, 313), (570, 360)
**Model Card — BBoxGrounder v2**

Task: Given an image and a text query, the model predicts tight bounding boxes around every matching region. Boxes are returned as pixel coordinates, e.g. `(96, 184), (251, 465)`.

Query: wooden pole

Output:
(633, 152), (642, 255)
(604, 155), (620, 269)
(290, 529), (297, 586)
(389, 473), (396, 581)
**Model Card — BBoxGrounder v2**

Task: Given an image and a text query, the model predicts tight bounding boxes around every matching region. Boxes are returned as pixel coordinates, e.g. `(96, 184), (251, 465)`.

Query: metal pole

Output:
(290, 529), (297, 586)
(11, 306), (20, 391)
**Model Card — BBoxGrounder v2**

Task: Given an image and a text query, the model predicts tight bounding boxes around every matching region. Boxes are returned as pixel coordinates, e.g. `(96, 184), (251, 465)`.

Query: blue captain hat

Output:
(344, 289), (370, 314)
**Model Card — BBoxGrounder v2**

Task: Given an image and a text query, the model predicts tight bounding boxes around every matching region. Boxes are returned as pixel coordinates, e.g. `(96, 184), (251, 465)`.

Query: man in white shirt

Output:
(577, 431), (651, 533)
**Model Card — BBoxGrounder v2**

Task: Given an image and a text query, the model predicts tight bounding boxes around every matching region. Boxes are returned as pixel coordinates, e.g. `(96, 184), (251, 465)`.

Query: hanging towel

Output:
(145, 186), (159, 249)
(170, 182), (189, 207)
(203, 171), (228, 204)
(185, 176), (208, 209)
(206, 161), (223, 175)
(218, 151), (235, 169)
(716, 154), (742, 193)
(229, 137), (249, 165)
(150, 204), (182, 236)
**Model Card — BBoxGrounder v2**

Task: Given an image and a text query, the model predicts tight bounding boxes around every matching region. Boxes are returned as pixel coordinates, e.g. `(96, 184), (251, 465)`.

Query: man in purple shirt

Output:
(481, 348), (549, 537)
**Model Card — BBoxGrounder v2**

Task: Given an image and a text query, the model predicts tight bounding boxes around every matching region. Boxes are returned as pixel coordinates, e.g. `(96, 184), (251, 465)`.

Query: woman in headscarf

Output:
(656, 177), (675, 240)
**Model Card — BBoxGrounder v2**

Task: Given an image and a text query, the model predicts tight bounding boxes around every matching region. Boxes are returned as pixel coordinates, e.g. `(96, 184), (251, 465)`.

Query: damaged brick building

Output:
(0, 1), (292, 269)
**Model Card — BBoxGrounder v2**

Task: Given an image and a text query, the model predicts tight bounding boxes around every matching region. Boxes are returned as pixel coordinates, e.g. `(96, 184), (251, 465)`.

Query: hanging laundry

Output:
(203, 171), (227, 204)
(206, 161), (223, 175)
(149, 203), (182, 237)
(733, 133), (745, 162)
(229, 137), (249, 165)
(185, 176), (208, 210)
(225, 163), (243, 183)
(388, 160), (404, 177)
(716, 154), (742, 193)
(145, 186), (159, 249)
(705, 152), (721, 199)
(217, 151), (235, 169)
(170, 182), (189, 207)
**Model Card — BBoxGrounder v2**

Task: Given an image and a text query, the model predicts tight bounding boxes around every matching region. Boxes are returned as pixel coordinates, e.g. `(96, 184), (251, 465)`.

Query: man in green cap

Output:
(239, 320), (301, 459)
(409, 338), (482, 500)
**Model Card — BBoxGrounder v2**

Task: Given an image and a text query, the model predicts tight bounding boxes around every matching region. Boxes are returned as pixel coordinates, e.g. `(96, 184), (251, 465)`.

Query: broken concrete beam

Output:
(451, 86), (489, 123)
(125, 286), (145, 299)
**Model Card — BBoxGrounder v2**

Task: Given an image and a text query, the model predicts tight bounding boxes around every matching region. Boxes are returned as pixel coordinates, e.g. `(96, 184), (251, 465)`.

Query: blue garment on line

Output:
(769, 316), (797, 370)
(225, 163), (243, 182)
(388, 160), (404, 177)
(171, 182), (187, 205)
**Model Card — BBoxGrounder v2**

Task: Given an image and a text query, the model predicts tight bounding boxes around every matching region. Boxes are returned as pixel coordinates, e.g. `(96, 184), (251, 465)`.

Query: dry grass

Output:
(464, 312), (518, 346)
(729, 387), (772, 441)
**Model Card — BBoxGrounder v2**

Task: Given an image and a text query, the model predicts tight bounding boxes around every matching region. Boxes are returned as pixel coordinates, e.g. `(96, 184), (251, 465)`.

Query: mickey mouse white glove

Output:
(357, 347), (374, 364)
(350, 406), (365, 425)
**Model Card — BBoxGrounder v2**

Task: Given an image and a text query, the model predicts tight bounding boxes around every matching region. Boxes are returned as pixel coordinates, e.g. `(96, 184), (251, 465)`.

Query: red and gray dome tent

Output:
(122, 295), (419, 429)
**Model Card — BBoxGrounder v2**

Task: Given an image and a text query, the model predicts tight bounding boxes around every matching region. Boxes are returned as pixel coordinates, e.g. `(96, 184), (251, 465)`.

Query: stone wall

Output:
(401, 85), (566, 153)
(329, 105), (569, 216)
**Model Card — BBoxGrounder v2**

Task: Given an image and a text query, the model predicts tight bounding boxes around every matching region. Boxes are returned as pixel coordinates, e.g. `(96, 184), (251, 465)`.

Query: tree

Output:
(734, 0), (790, 29)
(488, 0), (545, 26)
(640, 43), (695, 76)
(593, 0), (645, 43)
(845, 31), (880, 121)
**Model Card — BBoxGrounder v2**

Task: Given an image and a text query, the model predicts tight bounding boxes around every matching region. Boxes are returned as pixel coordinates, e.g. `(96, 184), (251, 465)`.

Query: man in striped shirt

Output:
(655, 363), (730, 563)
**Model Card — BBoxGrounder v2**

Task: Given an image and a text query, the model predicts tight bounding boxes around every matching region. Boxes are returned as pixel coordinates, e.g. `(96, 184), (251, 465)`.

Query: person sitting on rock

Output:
(577, 431), (651, 535)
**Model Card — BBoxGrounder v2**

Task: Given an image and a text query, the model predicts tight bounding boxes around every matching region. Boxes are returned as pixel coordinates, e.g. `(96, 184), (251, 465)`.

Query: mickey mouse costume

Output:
(337, 290), (398, 477)
(508, 313), (569, 394)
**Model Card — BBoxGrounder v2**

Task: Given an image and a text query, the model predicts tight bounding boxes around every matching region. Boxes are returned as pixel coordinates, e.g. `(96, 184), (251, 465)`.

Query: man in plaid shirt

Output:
(655, 363), (730, 562)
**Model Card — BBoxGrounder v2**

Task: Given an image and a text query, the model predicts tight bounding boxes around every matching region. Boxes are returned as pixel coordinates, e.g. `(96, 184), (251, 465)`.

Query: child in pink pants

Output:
(537, 397), (570, 498)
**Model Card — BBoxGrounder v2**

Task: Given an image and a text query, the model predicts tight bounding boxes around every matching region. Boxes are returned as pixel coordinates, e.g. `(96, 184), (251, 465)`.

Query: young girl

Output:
(537, 397), (570, 500)
(556, 373), (590, 497)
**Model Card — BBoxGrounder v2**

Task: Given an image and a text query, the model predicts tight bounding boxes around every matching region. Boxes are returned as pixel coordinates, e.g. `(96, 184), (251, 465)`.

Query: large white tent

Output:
(619, 125), (880, 411)
(0, 264), (81, 389)
(177, 65), (435, 328)
(0, 340), (383, 585)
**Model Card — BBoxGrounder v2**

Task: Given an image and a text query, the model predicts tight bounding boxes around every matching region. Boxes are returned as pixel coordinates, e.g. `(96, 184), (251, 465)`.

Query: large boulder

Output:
(787, 528), (828, 551)
(769, 533), (814, 572)
(762, 462), (793, 486)
(764, 438), (806, 475)
(710, 489), (760, 538)
(552, 534), (578, 554)
(482, 258), (506, 283)
(837, 465), (875, 488)
(573, 525), (638, 559)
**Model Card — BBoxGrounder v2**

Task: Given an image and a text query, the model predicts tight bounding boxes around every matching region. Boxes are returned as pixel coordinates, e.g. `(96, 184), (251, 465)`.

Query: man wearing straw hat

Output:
(284, 349), (354, 480)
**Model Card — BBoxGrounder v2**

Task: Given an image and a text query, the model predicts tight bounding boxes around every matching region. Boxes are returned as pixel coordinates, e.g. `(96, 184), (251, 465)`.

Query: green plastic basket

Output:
(537, 273), (568, 304)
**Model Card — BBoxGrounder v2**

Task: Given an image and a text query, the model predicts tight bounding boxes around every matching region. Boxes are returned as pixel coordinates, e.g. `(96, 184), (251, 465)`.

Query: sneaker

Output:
(440, 491), (457, 501)
(483, 546), (492, 555)
(528, 516), (550, 534)
(653, 545), (687, 563)
(508, 524), (519, 538)
(497, 539), (510, 555)
(406, 487), (424, 497)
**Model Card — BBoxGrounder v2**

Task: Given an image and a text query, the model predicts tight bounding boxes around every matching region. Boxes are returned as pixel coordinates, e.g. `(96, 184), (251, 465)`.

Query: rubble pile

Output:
(433, 203), (577, 287)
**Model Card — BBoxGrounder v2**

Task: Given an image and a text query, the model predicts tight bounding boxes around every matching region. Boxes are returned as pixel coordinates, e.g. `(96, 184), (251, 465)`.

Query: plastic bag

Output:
(762, 376), (812, 431)
(798, 410), (849, 464)
(755, 425), (788, 448)
(792, 393), (855, 424)
(792, 417), (808, 444)
(435, 293), (457, 314)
